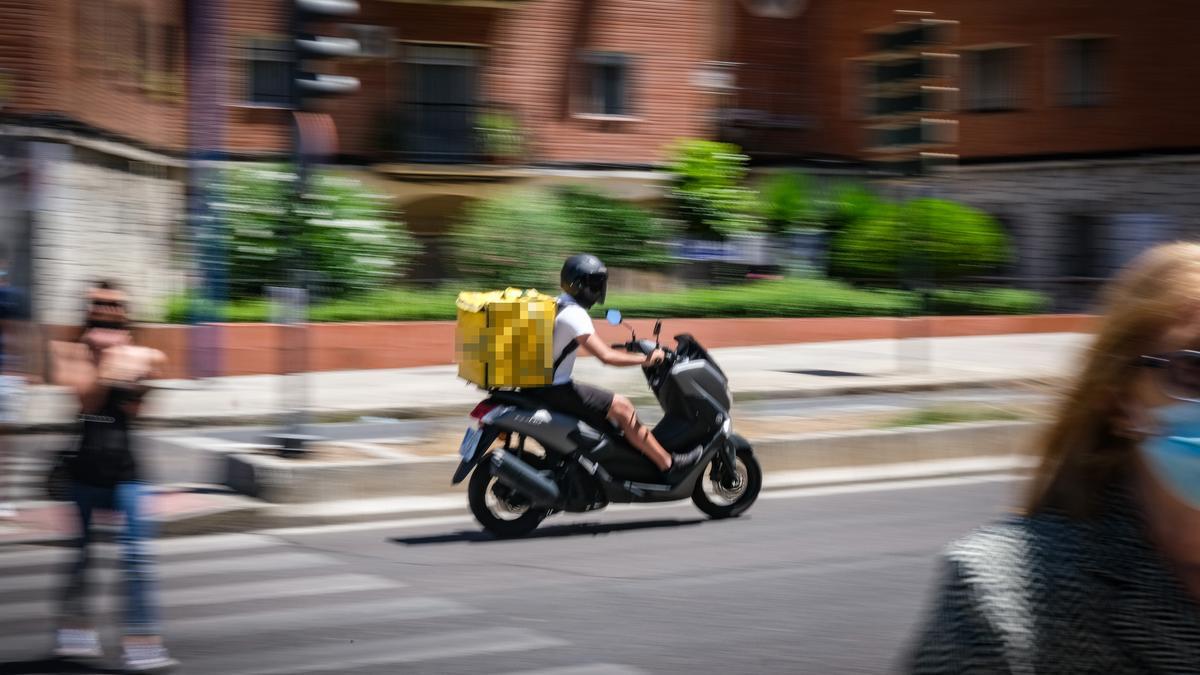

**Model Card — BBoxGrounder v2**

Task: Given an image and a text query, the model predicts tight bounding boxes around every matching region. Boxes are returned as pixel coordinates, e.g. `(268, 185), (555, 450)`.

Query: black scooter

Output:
(452, 310), (761, 537)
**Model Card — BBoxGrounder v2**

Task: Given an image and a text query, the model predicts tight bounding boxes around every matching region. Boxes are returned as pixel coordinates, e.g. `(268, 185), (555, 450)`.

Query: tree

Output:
(831, 197), (1010, 284)
(759, 172), (820, 234)
(450, 190), (578, 290)
(667, 139), (762, 239)
(556, 186), (676, 270)
(215, 166), (419, 299)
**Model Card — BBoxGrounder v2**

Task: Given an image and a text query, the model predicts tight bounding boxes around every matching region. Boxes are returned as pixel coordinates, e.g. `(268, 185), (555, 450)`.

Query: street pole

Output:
(186, 0), (227, 382)
(267, 0), (363, 457)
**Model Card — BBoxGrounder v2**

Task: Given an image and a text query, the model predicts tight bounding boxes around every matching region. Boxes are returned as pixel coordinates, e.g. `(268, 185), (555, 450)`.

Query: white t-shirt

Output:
(552, 293), (594, 385)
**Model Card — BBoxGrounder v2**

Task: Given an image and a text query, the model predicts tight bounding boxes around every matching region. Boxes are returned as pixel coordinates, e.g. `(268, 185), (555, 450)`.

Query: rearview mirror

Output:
(606, 309), (623, 326)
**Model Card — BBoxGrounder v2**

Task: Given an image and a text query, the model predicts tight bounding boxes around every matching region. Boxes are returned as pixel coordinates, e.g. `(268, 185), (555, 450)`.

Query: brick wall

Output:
(220, 0), (716, 164)
(2, 0), (187, 153)
(733, 0), (1200, 162)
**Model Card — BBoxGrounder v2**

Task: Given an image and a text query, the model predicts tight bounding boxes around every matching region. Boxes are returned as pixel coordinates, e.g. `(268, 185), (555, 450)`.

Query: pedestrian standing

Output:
(49, 281), (176, 673)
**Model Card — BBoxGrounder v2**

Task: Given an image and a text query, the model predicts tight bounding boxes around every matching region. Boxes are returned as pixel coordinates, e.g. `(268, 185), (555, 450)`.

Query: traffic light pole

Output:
(270, 0), (362, 457)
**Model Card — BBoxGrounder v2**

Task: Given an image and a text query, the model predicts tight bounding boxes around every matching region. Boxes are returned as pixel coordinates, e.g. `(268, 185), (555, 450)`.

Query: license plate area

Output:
(459, 427), (484, 461)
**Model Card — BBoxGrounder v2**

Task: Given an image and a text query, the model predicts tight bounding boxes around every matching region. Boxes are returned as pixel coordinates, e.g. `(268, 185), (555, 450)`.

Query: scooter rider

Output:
(523, 254), (703, 482)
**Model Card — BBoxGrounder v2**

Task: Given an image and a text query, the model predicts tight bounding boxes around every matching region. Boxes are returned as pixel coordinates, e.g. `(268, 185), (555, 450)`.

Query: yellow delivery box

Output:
(456, 288), (558, 389)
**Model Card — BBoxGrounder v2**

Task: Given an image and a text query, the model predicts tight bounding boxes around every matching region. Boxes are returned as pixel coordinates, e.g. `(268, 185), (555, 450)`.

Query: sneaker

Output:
(53, 628), (103, 659)
(123, 643), (179, 673)
(663, 447), (704, 483)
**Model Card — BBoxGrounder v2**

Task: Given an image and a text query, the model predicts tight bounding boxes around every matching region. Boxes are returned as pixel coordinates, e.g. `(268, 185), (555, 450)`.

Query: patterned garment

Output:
(906, 487), (1200, 674)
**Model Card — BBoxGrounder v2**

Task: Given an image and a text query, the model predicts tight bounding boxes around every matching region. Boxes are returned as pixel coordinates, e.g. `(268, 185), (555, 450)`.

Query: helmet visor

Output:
(583, 271), (607, 305)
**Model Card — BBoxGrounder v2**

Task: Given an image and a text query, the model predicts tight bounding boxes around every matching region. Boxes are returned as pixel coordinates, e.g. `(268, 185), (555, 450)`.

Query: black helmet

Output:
(560, 253), (608, 309)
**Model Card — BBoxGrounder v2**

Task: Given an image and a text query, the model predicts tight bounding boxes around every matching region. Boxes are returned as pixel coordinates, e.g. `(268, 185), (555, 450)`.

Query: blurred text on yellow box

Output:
(456, 288), (557, 389)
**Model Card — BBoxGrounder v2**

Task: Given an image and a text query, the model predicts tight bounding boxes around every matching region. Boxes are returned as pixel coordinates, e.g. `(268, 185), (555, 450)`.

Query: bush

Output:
(163, 281), (1049, 323)
(556, 186), (675, 270)
(214, 166), (418, 299)
(831, 198), (1010, 284)
(450, 190), (577, 290)
(759, 172), (820, 234)
(605, 278), (915, 319)
(667, 139), (762, 239)
(927, 288), (1048, 315)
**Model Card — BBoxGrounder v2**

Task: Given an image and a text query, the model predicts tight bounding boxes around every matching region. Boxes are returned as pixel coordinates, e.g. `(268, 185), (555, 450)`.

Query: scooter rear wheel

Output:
(468, 453), (550, 538)
(691, 444), (761, 519)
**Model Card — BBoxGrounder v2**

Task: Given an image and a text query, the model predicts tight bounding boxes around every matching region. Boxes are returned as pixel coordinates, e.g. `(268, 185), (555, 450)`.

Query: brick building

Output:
(725, 0), (1200, 307)
(2, 0), (1197, 318)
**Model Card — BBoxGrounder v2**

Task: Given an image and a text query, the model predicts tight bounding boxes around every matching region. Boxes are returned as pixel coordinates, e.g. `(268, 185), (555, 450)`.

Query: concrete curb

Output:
(9, 375), (1065, 433)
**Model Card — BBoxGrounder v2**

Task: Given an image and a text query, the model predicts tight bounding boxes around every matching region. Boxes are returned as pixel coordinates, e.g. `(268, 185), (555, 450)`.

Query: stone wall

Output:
(935, 155), (1200, 310)
(29, 141), (184, 324)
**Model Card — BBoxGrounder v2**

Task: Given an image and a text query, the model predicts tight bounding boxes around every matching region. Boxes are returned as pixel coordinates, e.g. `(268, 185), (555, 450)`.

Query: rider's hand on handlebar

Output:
(644, 348), (667, 367)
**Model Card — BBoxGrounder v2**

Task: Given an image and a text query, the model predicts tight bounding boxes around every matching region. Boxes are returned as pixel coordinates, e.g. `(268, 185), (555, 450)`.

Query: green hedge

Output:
(164, 280), (1047, 323)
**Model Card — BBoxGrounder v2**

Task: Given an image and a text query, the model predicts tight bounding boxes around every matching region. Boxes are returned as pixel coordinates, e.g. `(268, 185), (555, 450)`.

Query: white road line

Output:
(501, 665), (649, 675)
(257, 471), (1024, 537)
(0, 596), (478, 653)
(2, 573), (401, 622)
(760, 474), (1022, 501)
(214, 628), (568, 675)
(0, 551), (338, 593)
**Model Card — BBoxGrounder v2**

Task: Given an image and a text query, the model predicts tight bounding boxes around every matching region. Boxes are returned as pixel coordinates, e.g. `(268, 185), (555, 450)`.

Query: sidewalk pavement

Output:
(20, 332), (1090, 429)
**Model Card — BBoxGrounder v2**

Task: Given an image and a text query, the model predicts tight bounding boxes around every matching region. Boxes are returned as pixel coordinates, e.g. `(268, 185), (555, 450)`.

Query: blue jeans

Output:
(60, 481), (160, 636)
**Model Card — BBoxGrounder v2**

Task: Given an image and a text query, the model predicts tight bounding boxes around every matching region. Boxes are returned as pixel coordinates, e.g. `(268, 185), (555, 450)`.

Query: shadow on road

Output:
(0, 657), (120, 675)
(391, 517), (707, 546)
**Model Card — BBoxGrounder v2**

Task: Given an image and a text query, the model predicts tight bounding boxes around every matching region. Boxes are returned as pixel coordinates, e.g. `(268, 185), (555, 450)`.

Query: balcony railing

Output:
(385, 102), (527, 165)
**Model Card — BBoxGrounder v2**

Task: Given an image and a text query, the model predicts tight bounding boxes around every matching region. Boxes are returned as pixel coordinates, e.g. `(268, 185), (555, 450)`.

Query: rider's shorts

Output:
(523, 381), (615, 432)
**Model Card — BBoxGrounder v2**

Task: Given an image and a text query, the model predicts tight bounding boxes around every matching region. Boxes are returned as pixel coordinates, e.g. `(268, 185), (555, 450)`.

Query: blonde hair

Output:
(1027, 241), (1200, 518)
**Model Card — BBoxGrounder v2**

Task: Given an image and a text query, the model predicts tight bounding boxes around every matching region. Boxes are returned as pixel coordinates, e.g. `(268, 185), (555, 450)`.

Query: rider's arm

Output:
(578, 334), (663, 367)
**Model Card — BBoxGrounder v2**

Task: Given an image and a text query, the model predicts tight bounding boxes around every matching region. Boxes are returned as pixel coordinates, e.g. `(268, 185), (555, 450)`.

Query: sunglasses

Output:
(1137, 350), (1200, 402)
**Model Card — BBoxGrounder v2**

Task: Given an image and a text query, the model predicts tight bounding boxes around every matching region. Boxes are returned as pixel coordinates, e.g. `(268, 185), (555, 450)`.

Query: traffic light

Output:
(860, 11), (959, 176)
(291, 0), (361, 110)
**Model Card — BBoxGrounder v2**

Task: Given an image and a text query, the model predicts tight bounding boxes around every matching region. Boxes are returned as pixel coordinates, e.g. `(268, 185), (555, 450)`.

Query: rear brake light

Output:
(470, 402), (497, 421)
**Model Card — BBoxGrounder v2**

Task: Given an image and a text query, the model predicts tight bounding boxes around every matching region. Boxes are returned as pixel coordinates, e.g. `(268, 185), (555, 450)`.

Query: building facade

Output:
(726, 0), (1200, 307)
(2, 0), (1197, 318)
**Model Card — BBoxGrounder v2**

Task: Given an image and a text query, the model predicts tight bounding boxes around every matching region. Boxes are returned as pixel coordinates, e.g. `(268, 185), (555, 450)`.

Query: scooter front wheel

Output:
(468, 453), (550, 538)
(691, 444), (761, 519)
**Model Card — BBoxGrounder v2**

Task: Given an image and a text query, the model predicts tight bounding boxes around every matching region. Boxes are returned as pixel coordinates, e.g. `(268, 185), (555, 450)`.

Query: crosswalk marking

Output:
(0, 535), (649, 674)
(0, 595), (479, 654)
(0, 550), (338, 593)
(0, 532), (280, 571)
(2, 572), (402, 621)
(217, 628), (569, 675)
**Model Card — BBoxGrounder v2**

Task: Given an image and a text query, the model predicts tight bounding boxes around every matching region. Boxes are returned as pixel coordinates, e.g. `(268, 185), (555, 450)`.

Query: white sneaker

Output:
(53, 628), (103, 659)
(123, 643), (179, 673)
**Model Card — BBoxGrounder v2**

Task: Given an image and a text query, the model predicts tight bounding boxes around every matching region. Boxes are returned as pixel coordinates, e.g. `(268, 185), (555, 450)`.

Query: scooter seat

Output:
(487, 390), (544, 410)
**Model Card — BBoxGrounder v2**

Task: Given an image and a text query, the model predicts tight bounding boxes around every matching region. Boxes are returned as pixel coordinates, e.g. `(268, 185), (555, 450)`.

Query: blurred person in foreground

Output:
(907, 242), (1200, 673)
(49, 281), (176, 673)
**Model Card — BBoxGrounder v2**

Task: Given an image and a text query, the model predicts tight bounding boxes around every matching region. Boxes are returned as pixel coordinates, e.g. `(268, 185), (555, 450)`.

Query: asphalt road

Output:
(0, 474), (1024, 674)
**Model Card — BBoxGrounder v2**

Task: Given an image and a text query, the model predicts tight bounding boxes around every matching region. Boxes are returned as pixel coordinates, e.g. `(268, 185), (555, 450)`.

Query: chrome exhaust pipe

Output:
(489, 448), (560, 506)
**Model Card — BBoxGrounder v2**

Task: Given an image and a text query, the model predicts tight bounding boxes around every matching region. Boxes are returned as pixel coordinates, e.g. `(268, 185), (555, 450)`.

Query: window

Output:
(964, 47), (1021, 112)
(245, 38), (292, 107)
(1058, 37), (1110, 107)
(583, 52), (631, 117)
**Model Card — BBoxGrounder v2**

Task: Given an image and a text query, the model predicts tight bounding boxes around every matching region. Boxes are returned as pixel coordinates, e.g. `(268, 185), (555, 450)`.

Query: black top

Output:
(907, 486), (1200, 673)
(68, 386), (141, 487)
